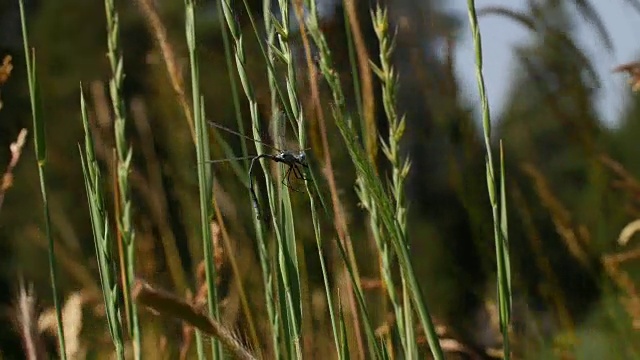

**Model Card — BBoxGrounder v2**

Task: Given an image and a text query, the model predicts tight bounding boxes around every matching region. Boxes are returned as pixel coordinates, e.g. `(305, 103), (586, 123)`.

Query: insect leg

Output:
(282, 165), (304, 193)
(281, 166), (293, 188)
(293, 164), (307, 181)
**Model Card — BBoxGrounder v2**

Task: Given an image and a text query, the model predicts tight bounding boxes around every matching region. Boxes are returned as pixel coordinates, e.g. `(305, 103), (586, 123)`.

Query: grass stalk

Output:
(304, 0), (444, 357)
(269, 0), (346, 355)
(256, 0), (290, 354)
(79, 88), (125, 358)
(261, 0), (285, 355)
(465, 2), (512, 358)
(289, 0), (366, 355)
(133, 280), (256, 360)
(342, 3), (363, 132)
(220, 0), (305, 356)
(370, 6), (417, 356)
(18, 2), (67, 358)
(132, 0), (192, 296)
(228, 0), (301, 135)
(184, 1), (221, 357)
(103, 0), (140, 357)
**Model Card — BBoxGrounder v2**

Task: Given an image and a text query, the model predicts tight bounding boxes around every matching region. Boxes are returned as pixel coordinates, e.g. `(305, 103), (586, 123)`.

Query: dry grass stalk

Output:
(133, 279), (256, 360)
(129, 96), (189, 293)
(211, 202), (262, 352)
(342, 0), (377, 163)
(521, 163), (591, 268)
(510, 185), (576, 333)
(599, 155), (640, 201)
(603, 216), (640, 329)
(86, 88), (189, 294)
(134, 0), (195, 140)
(593, 154), (640, 328)
(618, 219), (640, 246)
(602, 255), (640, 329)
(127, 4), (243, 295)
(39, 292), (87, 359)
(0, 129), (28, 212)
(13, 280), (47, 360)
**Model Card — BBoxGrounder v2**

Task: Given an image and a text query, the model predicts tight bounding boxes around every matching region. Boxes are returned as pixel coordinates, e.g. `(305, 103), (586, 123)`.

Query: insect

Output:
(207, 121), (309, 220)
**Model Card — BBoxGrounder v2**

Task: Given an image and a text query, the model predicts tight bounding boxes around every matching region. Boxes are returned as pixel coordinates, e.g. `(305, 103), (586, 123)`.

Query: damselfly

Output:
(207, 121), (309, 220)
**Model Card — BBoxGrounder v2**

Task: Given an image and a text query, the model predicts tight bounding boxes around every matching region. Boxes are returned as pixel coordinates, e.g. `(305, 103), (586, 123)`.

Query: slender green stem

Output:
(261, 0), (283, 355)
(18, 2), (67, 358)
(465, 2), (512, 358)
(195, 330), (205, 359)
(185, 1), (221, 357)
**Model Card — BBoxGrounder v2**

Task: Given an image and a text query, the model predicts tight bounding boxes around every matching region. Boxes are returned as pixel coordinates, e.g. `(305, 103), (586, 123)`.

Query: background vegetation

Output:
(1, 0), (640, 359)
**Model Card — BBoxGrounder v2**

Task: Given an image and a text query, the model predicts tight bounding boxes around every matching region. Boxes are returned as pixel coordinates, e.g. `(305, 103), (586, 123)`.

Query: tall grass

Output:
(15, 0), (519, 358)
(466, 1), (512, 358)
(103, 0), (140, 357)
(220, 0), (305, 355)
(79, 87), (125, 358)
(369, 6), (416, 357)
(304, 0), (446, 357)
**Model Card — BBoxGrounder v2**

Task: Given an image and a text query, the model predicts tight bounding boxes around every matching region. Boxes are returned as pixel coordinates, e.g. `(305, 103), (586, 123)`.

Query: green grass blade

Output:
(184, 1), (221, 357)
(466, 2), (512, 358)
(19, 2), (66, 358)
(338, 296), (351, 360)
(499, 140), (512, 354)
